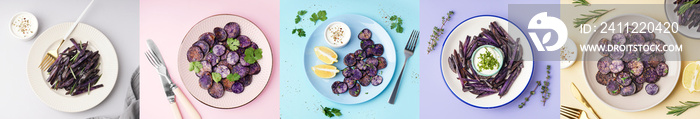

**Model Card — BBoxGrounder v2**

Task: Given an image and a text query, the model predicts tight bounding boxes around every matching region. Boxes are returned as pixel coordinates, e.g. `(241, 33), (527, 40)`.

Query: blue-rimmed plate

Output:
(304, 14), (397, 104)
(440, 15), (534, 108)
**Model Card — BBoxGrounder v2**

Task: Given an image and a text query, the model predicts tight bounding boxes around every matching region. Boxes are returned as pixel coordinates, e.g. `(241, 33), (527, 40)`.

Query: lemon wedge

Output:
(683, 62), (700, 93)
(312, 64), (339, 78)
(314, 46), (338, 64)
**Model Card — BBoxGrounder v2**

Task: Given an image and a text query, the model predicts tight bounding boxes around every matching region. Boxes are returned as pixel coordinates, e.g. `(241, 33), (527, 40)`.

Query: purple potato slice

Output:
(377, 57), (387, 69)
(358, 28), (372, 40)
(359, 75), (371, 86)
(361, 39), (374, 50)
(617, 72), (632, 86)
(193, 41), (210, 53)
(634, 81), (643, 94)
(364, 47), (376, 57)
(598, 57), (612, 74)
(356, 61), (369, 71)
(350, 68), (362, 80)
(652, 39), (665, 54)
(214, 27), (227, 42)
(214, 64), (231, 80)
(199, 72), (213, 89)
(635, 74), (646, 84)
(342, 67), (352, 78)
(606, 81), (621, 96)
(208, 83), (224, 98)
(199, 32), (216, 47)
(226, 52), (239, 65)
(237, 75), (252, 87)
(201, 61), (212, 73)
(610, 59), (624, 73)
(620, 84), (636, 96)
(372, 44), (384, 56)
(344, 77), (356, 89)
(212, 44), (227, 56)
(641, 30), (656, 41)
(204, 53), (220, 66)
(598, 38), (610, 57)
(343, 53), (356, 66)
(231, 82), (245, 94)
(611, 33), (627, 45)
(644, 69), (660, 83)
(646, 83), (659, 95)
(643, 41), (654, 55)
(365, 57), (378, 66)
(622, 49), (639, 62)
(249, 62), (261, 75)
(232, 64), (250, 77)
(332, 81), (348, 94)
(367, 66), (377, 76)
(596, 71), (612, 85)
(649, 54), (665, 67)
(656, 62), (668, 76)
(237, 35), (252, 48)
(627, 60), (644, 76)
(250, 42), (259, 49)
(628, 33), (645, 45)
(354, 50), (366, 60)
(239, 53), (251, 66)
(610, 51), (624, 60)
(224, 22), (241, 39)
(348, 83), (361, 97)
(371, 75), (383, 86)
(222, 77), (234, 92)
(187, 46), (204, 62)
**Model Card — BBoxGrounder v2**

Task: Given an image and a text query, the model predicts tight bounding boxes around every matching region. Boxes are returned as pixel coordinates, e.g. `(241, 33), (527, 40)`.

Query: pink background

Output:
(139, 0), (279, 118)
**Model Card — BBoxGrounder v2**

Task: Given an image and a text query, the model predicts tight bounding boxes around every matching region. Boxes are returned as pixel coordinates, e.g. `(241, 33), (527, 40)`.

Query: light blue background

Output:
(280, 0), (419, 118)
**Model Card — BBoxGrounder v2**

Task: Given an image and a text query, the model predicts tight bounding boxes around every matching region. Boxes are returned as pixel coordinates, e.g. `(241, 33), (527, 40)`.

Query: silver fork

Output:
(388, 30), (418, 104)
(561, 105), (590, 119)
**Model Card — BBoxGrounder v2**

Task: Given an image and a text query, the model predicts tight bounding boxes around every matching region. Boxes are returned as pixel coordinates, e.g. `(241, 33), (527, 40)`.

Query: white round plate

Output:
(665, 0), (700, 39)
(440, 15), (534, 109)
(583, 14), (681, 112)
(560, 38), (577, 69)
(303, 14), (396, 104)
(177, 14), (272, 109)
(27, 22), (118, 112)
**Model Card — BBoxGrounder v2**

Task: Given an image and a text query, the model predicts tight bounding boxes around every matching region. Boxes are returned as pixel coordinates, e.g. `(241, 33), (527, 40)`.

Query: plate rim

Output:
(664, 0), (700, 39)
(582, 13), (681, 112)
(439, 15), (534, 109)
(178, 14), (273, 109)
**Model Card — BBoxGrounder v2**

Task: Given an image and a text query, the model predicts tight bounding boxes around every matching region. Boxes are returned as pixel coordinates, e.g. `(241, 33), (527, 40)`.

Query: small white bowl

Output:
(324, 22), (351, 48)
(9, 12), (38, 41)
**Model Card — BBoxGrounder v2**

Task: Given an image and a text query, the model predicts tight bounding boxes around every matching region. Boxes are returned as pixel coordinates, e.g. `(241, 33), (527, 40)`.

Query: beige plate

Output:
(26, 22), (118, 112)
(177, 14), (272, 109)
(582, 14), (681, 112)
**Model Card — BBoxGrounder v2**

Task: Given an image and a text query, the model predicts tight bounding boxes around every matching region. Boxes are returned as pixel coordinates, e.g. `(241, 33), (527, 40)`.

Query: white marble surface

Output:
(0, 0), (138, 118)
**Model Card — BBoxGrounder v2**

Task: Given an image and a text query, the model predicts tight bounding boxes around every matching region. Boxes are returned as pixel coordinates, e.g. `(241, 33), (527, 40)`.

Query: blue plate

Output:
(304, 14), (397, 104)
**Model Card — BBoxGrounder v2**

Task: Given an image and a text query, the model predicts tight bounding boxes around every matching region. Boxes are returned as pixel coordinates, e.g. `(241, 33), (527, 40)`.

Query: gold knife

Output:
(571, 83), (601, 119)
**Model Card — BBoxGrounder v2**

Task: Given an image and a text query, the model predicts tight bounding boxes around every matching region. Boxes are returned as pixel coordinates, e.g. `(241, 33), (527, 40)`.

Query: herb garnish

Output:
(227, 73), (241, 82)
(189, 61), (203, 73)
(321, 105), (342, 118)
(572, 0), (591, 7)
(292, 28), (306, 37)
(226, 38), (240, 51)
(389, 15), (404, 33)
(574, 9), (615, 28)
(680, 0), (699, 14)
(427, 11), (454, 54)
(667, 101), (700, 116)
(295, 10), (307, 24)
(476, 49), (498, 72)
(519, 81), (541, 108)
(541, 65), (551, 105)
(310, 10), (328, 25)
(212, 72), (222, 83)
(244, 47), (263, 64)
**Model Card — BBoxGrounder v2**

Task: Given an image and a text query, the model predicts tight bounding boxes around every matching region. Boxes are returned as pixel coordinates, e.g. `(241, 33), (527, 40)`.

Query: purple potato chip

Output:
(598, 57), (612, 74)
(344, 77), (356, 89)
(193, 41), (210, 54)
(214, 27), (227, 42)
(332, 81), (348, 94)
(204, 53), (220, 66)
(610, 59), (624, 73)
(361, 39), (374, 50)
(372, 44), (384, 56)
(237, 35), (252, 48)
(224, 22), (241, 39)
(348, 83), (361, 97)
(231, 82), (245, 94)
(354, 50), (366, 60)
(199, 32), (216, 47)
(221, 77), (234, 92)
(359, 75), (371, 86)
(620, 84), (636, 96)
(199, 72), (212, 89)
(627, 60), (644, 76)
(598, 38), (610, 57)
(226, 52), (239, 65)
(208, 83), (224, 98)
(606, 81), (621, 96)
(212, 44), (227, 56)
(232, 64), (249, 77)
(656, 62), (668, 76)
(214, 64), (231, 80)
(249, 62), (261, 75)
(358, 28), (372, 40)
(377, 57), (387, 69)
(617, 72), (632, 86)
(371, 75), (383, 86)
(344, 53), (357, 66)
(646, 83), (659, 95)
(187, 46), (204, 62)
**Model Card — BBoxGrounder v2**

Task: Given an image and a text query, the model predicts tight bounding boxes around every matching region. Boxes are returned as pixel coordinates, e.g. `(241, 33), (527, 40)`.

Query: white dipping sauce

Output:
(472, 45), (504, 76)
(324, 22), (350, 48)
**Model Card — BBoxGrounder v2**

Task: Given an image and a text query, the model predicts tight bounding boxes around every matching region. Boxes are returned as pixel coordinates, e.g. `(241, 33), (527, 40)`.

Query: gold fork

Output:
(38, 0), (94, 71)
(561, 105), (590, 119)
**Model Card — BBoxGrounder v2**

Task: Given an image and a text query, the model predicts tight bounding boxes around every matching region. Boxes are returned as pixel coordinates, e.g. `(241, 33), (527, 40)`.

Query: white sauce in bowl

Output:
(324, 22), (350, 48)
(9, 12), (38, 40)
